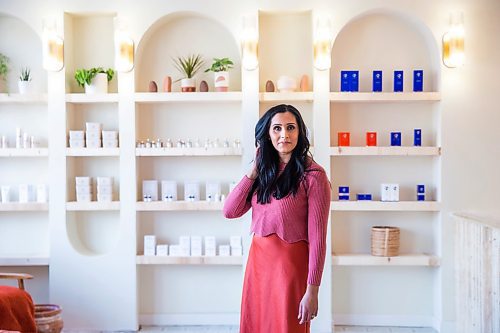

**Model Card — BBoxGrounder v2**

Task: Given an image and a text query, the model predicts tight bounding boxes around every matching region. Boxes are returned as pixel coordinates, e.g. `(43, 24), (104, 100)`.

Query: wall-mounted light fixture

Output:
(42, 19), (64, 72)
(241, 15), (259, 71)
(442, 11), (465, 68)
(114, 17), (134, 72)
(313, 15), (333, 71)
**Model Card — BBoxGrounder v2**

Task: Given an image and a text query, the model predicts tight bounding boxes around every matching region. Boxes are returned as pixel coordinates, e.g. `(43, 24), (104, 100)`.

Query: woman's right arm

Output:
(222, 175), (255, 218)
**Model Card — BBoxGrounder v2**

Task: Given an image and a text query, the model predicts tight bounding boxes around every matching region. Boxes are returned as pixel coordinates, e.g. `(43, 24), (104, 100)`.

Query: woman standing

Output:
(223, 104), (331, 333)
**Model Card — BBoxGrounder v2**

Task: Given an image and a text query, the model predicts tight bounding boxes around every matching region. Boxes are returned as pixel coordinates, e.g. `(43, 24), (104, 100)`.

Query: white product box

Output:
(191, 236), (202, 257)
(219, 245), (231, 257)
(36, 184), (48, 203)
(184, 181), (200, 201)
(85, 139), (102, 148)
(97, 193), (112, 202)
(231, 246), (243, 256)
(229, 181), (238, 193)
(85, 122), (102, 132)
(102, 139), (119, 148)
(169, 245), (182, 257)
(161, 180), (177, 201)
(230, 236), (242, 248)
(380, 184), (391, 202)
(179, 236), (191, 256)
(69, 139), (85, 148)
(76, 185), (92, 194)
(206, 182), (221, 202)
(96, 177), (112, 186)
(97, 185), (112, 194)
(391, 184), (400, 201)
(75, 177), (91, 186)
(102, 130), (118, 140)
(144, 235), (156, 256)
(85, 130), (101, 140)
(156, 244), (169, 256)
(69, 130), (84, 140)
(204, 236), (216, 256)
(1, 185), (10, 203)
(76, 193), (92, 202)
(142, 180), (158, 201)
(18, 184), (30, 203)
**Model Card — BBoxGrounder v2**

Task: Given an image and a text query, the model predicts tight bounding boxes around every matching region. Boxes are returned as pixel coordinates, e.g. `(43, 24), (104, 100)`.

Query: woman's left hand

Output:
(298, 284), (319, 324)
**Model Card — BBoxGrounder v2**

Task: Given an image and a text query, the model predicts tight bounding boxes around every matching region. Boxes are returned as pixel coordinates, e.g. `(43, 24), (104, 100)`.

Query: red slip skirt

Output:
(240, 233), (310, 333)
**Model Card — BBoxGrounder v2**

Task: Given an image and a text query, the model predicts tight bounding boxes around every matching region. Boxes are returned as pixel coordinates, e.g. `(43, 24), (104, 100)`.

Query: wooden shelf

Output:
(330, 146), (441, 156)
(66, 148), (120, 156)
(66, 201), (120, 211)
(0, 93), (47, 104)
(332, 254), (440, 266)
(136, 147), (242, 157)
(329, 92), (441, 102)
(65, 93), (119, 103)
(259, 92), (313, 102)
(0, 148), (48, 157)
(134, 92), (242, 103)
(136, 255), (243, 265)
(331, 201), (440, 211)
(136, 201), (223, 211)
(0, 256), (50, 266)
(0, 202), (49, 211)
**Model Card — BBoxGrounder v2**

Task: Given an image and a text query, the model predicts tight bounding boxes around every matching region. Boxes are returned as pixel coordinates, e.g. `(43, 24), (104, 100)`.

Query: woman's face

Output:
(268, 111), (299, 162)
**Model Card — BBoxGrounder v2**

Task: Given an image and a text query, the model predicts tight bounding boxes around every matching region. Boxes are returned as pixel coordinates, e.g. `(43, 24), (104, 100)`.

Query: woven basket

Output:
(371, 226), (400, 257)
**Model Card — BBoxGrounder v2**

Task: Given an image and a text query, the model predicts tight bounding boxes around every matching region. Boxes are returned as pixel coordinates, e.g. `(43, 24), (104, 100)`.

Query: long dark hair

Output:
(248, 104), (311, 204)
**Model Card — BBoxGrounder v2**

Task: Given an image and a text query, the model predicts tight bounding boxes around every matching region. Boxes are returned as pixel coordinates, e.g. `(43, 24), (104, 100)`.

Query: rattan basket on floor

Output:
(371, 226), (400, 257)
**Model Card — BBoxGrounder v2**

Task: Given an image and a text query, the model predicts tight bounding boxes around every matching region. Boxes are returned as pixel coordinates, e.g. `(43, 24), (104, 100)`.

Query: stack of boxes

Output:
(75, 176), (113, 202)
(68, 122), (118, 148)
(96, 177), (113, 202)
(102, 130), (118, 148)
(143, 235), (242, 257)
(85, 122), (102, 148)
(75, 177), (92, 202)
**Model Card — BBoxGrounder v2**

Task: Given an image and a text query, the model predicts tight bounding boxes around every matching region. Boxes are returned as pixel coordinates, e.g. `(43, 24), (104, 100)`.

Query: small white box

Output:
(231, 246), (243, 256)
(18, 184), (30, 203)
(206, 182), (221, 202)
(85, 130), (101, 140)
(179, 236), (191, 250)
(219, 245), (231, 256)
(380, 184), (391, 202)
(142, 180), (158, 201)
(97, 193), (113, 202)
(184, 181), (200, 201)
(391, 184), (400, 201)
(76, 193), (92, 202)
(86, 122), (102, 132)
(75, 177), (91, 186)
(205, 247), (216, 256)
(69, 139), (85, 148)
(36, 184), (48, 203)
(102, 130), (118, 140)
(161, 180), (177, 201)
(204, 236), (216, 256)
(76, 184), (92, 194)
(102, 139), (119, 148)
(144, 235), (156, 256)
(191, 236), (202, 256)
(156, 244), (169, 256)
(169, 245), (182, 257)
(86, 139), (102, 148)
(96, 177), (113, 186)
(230, 236), (242, 248)
(69, 130), (84, 140)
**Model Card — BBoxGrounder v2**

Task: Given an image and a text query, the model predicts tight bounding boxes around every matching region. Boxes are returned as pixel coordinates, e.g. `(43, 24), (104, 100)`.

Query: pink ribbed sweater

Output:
(223, 160), (331, 286)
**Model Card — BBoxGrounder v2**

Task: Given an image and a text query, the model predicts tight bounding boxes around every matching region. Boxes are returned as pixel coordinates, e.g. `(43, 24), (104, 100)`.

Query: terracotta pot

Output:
(35, 304), (64, 333)
(214, 71), (229, 92)
(181, 78), (196, 92)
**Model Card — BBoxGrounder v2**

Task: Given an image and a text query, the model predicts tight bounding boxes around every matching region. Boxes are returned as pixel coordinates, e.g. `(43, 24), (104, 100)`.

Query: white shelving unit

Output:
(65, 93), (119, 104)
(0, 148), (49, 157)
(332, 254), (440, 266)
(329, 92), (441, 102)
(331, 200), (440, 211)
(259, 92), (314, 102)
(0, 202), (49, 211)
(136, 201), (223, 211)
(330, 146), (440, 156)
(0, 93), (47, 104)
(135, 92), (242, 103)
(136, 255), (243, 265)
(66, 147), (120, 156)
(66, 201), (120, 211)
(136, 147), (242, 157)
(0, 256), (50, 266)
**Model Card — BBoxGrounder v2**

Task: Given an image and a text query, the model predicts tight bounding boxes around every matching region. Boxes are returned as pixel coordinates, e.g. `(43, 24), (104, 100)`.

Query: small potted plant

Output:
(0, 53), (9, 93)
(18, 67), (32, 94)
(205, 57), (234, 92)
(173, 54), (204, 92)
(74, 67), (114, 94)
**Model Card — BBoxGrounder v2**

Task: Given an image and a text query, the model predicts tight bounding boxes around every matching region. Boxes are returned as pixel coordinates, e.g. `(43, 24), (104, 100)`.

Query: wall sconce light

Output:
(442, 11), (465, 68)
(114, 17), (134, 72)
(42, 19), (64, 72)
(313, 16), (333, 71)
(241, 15), (259, 71)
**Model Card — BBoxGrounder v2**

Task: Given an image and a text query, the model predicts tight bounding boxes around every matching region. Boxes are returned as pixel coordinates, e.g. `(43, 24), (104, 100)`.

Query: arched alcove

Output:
(330, 9), (440, 92)
(136, 12), (241, 92)
(0, 13), (46, 93)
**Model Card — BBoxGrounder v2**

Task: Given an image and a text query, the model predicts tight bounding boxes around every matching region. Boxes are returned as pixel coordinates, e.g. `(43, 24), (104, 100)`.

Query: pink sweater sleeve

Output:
(223, 176), (255, 219)
(306, 170), (331, 286)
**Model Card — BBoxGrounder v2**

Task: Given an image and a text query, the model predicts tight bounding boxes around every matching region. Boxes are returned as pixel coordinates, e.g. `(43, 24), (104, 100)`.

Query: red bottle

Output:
(366, 132), (377, 146)
(338, 132), (350, 146)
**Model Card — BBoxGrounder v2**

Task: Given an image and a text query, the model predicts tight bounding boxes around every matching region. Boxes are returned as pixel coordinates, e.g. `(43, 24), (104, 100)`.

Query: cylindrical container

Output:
(35, 304), (63, 333)
(1, 185), (10, 203)
(371, 226), (400, 257)
(1, 135), (7, 148)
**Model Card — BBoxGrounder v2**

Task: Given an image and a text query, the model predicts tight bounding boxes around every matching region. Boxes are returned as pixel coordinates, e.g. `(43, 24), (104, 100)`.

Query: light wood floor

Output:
(140, 326), (438, 332)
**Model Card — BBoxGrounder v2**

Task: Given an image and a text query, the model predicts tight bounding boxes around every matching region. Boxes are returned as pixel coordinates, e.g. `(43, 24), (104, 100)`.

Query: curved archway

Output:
(330, 9), (440, 92)
(135, 11), (241, 92)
